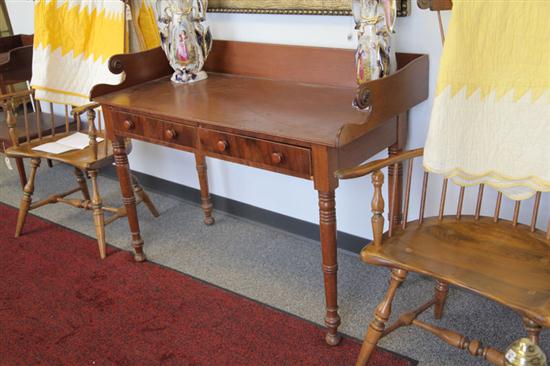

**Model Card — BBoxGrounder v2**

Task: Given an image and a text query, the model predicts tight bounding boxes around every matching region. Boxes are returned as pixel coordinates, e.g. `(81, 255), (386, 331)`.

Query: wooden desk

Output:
(93, 41), (428, 344)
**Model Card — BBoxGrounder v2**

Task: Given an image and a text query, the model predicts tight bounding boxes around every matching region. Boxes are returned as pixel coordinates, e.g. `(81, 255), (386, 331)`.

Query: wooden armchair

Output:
(0, 39), (74, 188)
(2, 89), (160, 259)
(335, 148), (549, 365)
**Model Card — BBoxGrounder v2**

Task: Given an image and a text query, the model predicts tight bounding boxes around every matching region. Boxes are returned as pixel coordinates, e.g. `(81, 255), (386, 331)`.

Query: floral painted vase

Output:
(156, 0), (212, 84)
(352, 0), (396, 84)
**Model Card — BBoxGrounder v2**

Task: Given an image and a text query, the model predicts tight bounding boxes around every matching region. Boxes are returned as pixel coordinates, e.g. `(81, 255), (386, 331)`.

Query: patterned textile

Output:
(31, 0), (159, 106)
(423, 0), (550, 200)
(127, 0), (160, 53)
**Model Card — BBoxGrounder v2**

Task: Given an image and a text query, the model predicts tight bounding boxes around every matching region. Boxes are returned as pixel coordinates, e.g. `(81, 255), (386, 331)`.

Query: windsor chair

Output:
(0, 39), (71, 188)
(336, 149), (549, 365)
(336, 0), (549, 364)
(1, 89), (160, 259)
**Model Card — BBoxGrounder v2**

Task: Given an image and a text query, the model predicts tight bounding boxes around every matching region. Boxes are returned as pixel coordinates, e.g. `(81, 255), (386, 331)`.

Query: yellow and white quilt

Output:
(423, 0), (550, 200)
(31, 0), (159, 106)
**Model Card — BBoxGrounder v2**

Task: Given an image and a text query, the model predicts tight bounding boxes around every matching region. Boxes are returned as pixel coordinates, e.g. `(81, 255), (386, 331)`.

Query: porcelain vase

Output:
(156, 0), (213, 84)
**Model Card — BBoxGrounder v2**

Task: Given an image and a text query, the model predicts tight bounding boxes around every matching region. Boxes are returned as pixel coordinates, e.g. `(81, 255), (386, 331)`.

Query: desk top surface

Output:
(96, 72), (369, 147)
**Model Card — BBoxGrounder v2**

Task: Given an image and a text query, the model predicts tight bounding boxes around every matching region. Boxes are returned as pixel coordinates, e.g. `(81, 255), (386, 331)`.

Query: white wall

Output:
(5, 1), (33, 34)
(7, 3), (547, 238)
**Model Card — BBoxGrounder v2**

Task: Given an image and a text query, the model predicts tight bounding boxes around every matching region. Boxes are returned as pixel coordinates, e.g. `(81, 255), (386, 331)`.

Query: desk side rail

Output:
(336, 53), (429, 147)
(91, 47), (172, 100)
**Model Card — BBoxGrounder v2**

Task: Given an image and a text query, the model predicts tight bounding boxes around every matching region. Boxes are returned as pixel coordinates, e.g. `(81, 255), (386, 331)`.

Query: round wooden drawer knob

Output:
(217, 140), (228, 152)
(164, 129), (177, 140)
(271, 152), (284, 165)
(123, 120), (135, 130)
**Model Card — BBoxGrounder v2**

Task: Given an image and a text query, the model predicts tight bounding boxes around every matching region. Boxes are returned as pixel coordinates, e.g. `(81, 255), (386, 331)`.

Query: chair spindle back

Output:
(1, 89), (106, 157)
(382, 150), (549, 245)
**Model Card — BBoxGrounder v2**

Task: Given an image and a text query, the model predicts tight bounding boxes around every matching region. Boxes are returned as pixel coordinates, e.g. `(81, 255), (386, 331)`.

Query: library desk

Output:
(92, 41), (428, 344)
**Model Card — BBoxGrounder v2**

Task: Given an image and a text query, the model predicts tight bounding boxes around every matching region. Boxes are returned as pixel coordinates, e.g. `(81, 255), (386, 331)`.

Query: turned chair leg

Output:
(74, 168), (91, 201)
(356, 268), (408, 366)
(15, 158), (41, 237)
(523, 317), (542, 345)
(14, 157), (27, 188)
(131, 175), (160, 217)
(434, 280), (449, 320)
(88, 170), (106, 259)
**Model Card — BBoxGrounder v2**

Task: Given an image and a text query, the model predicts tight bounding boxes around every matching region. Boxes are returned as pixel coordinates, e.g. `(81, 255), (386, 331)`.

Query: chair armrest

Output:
(335, 148), (424, 180)
(71, 102), (100, 117)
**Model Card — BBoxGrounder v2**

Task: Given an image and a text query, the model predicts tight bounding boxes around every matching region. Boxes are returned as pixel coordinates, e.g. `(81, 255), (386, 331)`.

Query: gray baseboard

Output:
(103, 166), (370, 254)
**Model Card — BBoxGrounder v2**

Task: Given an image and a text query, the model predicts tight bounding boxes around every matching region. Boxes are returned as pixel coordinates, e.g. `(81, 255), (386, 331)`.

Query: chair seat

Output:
(362, 216), (550, 327)
(5, 132), (124, 170)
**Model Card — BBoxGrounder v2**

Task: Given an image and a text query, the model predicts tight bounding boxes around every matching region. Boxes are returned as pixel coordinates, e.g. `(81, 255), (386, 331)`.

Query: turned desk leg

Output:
(318, 190), (342, 346)
(194, 152), (214, 225)
(113, 138), (146, 262)
(15, 157), (27, 188)
(313, 146), (341, 346)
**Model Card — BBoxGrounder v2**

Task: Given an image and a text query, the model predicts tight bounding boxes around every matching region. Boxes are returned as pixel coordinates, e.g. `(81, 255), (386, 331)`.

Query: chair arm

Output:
(335, 148), (424, 180)
(71, 102), (100, 117)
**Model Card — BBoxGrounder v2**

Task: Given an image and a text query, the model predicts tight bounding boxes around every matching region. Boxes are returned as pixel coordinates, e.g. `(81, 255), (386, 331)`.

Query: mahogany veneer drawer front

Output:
(111, 110), (196, 149)
(199, 128), (312, 178)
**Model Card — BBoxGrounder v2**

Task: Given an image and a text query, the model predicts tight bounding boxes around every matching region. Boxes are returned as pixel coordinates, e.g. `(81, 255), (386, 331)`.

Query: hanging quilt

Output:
(31, 0), (159, 106)
(423, 0), (550, 200)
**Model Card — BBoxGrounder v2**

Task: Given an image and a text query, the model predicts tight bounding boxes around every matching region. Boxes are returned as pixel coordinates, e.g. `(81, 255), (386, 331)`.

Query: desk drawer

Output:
(111, 110), (195, 149)
(199, 129), (311, 178)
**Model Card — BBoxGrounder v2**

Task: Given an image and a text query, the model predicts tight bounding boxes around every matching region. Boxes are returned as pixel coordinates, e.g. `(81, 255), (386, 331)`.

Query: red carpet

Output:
(0, 203), (414, 366)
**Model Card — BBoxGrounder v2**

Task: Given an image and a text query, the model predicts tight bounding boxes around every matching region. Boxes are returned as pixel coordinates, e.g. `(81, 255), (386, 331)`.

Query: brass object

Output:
(353, 86), (372, 112)
(505, 338), (547, 366)
(208, 0), (410, 16)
